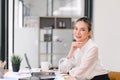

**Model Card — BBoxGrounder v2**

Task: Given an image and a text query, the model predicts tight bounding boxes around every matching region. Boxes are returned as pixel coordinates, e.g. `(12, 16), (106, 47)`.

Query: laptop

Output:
(24, 53), (56, 80)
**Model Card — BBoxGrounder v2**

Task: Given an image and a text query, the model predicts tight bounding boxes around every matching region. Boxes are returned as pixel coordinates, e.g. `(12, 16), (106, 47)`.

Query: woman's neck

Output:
(78, 38), (90, 47)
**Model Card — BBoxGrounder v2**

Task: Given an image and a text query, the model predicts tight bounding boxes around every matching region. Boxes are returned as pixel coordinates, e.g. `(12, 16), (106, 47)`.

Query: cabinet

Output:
(39, 16), (72, 29)
(39, 17), (73, 68)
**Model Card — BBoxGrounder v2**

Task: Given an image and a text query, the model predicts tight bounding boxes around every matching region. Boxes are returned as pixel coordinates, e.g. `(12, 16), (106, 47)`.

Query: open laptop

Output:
(24, 53), (56, 80)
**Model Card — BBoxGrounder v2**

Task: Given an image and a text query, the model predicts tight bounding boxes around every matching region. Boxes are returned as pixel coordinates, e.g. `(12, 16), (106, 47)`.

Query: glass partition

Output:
(53, 0), (84, 17)
(13, 0), (93, 68)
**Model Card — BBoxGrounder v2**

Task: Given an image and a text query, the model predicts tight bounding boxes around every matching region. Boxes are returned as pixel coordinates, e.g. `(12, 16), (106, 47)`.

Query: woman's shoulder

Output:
(87, 39), (98, 49)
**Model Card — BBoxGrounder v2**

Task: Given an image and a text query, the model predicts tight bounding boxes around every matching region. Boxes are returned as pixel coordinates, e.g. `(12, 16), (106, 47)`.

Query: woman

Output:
(59, 17), (110, 80)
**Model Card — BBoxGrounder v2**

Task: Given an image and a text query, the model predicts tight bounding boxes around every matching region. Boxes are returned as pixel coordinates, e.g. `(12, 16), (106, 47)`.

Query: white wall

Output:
(13, 0), (40, 69)
(9, 0), (13, 70)
(93, 0), (120, 71)
(14, 28), (38, 68)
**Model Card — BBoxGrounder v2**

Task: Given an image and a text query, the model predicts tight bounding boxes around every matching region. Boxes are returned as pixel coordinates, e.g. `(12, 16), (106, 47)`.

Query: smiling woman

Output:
(59, 17), (110, 80)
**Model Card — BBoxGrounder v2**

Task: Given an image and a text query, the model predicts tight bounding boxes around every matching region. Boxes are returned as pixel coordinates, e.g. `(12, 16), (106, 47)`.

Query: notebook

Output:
(24, 53), (56, 80)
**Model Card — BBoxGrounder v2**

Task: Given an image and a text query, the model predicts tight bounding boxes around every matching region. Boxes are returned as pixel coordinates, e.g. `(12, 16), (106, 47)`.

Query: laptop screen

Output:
(24, 53), (56, 80)
(24, 53), (32, 70)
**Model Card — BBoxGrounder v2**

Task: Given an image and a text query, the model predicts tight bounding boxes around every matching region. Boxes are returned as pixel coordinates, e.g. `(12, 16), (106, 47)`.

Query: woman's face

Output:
(73, 21), (91, 42)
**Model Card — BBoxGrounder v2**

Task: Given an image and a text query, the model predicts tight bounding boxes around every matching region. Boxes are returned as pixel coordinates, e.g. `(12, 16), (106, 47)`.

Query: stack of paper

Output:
(4, 71), (31, 79)
(0, 78), (18, 80)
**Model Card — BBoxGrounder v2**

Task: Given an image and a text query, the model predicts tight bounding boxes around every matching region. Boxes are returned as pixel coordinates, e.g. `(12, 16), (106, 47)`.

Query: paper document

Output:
(4, 71), (31, 79)
(0, 78), (18, 80)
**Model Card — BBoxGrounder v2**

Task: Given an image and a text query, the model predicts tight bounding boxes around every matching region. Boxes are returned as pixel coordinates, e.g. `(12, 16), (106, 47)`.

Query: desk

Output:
(4, 69), (9, 74)
(19, 77), (54, 80)
(25, 73), (74, 80)
(19, 72), (69, 80)
(3, 69), (67, 80)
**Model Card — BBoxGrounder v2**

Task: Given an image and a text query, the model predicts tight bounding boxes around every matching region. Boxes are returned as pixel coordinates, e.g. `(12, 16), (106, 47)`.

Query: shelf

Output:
(40, 53), (67, 55)
(39, 16), (72, 29)
(56, 17), (71, 29)
(39, 17), (73, 66)
(40, 17), (55, 28)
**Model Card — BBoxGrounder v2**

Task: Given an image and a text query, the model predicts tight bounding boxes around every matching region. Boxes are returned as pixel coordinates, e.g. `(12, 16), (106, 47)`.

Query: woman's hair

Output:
(76, 17), (92, 32)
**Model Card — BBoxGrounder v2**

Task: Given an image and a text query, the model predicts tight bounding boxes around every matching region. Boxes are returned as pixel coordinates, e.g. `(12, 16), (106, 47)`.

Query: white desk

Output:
(0, 78), (18, 80)
(3, 69), (67, 80)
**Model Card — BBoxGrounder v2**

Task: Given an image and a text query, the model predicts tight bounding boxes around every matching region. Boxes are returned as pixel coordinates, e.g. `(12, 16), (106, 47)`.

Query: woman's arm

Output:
(60, 41), (85, 73)
(69, 47), (98, 79)
(59, 57), (74, 74)
(67, 42), (84, 59)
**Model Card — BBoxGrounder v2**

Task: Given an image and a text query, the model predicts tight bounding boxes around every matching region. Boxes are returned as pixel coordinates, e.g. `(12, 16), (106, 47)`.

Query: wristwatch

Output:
(67, 72), (69, 75)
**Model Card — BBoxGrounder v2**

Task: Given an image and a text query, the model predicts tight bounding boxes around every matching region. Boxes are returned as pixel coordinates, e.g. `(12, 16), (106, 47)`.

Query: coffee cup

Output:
(41, 61), (50, 71)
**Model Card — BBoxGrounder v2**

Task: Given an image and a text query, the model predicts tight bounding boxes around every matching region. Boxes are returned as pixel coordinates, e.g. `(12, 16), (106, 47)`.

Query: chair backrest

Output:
(108, 71), (120, 80)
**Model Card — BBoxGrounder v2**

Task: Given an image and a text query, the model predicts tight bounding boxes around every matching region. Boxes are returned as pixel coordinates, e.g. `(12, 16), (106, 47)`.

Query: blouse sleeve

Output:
(59, 57), (75, 73)
(69, 47), (98, 79)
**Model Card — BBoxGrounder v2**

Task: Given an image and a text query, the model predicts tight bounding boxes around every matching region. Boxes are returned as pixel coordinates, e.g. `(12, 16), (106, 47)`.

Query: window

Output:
(19, 0), (23, 28)
(0, 0), (8, 68)
(53, 0), (84, 17)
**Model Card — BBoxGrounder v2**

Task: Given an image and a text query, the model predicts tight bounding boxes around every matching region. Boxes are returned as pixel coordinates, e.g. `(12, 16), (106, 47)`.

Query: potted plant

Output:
(11, 54), (22, 72)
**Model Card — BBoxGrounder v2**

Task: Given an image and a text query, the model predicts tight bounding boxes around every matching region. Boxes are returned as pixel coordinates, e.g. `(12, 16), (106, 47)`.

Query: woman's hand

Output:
(71, 42), (83, 49)
(67, 42), (83, 59)
(65, 75), (76, 80)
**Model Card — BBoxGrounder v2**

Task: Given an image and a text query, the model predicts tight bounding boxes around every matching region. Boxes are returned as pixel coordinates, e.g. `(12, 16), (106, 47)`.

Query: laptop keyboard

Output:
(31, 72), (55, 79)
(32, 72), (55, 76)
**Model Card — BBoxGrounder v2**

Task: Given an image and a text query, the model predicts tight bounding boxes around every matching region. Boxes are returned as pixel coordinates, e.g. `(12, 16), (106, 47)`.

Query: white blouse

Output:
(59, 39), (109, 80)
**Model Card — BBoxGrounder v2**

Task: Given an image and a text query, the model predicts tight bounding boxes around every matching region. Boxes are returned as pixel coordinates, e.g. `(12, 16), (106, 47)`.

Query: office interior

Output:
(0, 0), (120, 72)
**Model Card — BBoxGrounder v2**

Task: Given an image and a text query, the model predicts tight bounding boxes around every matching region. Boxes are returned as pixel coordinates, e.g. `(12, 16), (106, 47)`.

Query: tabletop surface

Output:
(3, 69), (68, 80)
